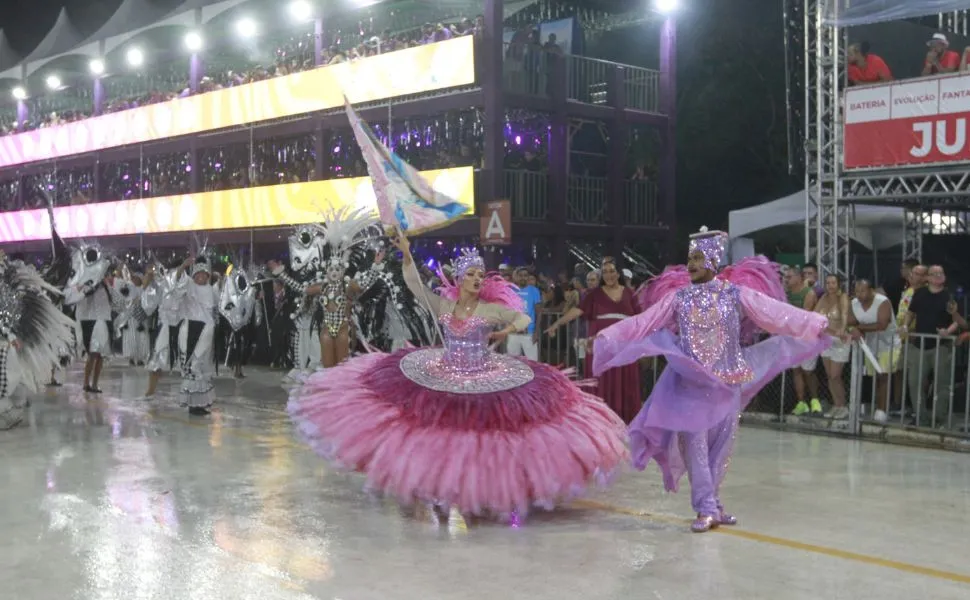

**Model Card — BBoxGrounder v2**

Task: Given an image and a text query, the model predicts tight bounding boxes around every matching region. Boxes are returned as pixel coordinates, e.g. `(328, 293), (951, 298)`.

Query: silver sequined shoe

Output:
(691, 514), (719, 533)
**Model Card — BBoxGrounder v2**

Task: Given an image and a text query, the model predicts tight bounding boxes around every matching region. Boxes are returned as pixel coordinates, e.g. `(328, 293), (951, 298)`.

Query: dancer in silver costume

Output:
(0, 251), (77, 430)
(115, 271), (150, 366)
(219, 258), (260, 379)
(171, 255), (220, 415)
(140, 259), (184, 400)
(271, 225), (324, 380)
(62, 242), (117, 394)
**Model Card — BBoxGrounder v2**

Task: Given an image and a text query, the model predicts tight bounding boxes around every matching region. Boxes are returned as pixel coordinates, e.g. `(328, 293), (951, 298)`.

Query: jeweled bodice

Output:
(674, 280), (753, 385)
(440, 313), (491, 372)
(397, 312), (535, 394)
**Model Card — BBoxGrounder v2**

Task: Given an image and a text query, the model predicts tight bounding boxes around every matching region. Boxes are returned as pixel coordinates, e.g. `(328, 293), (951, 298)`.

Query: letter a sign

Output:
(480, 200), (511, 246)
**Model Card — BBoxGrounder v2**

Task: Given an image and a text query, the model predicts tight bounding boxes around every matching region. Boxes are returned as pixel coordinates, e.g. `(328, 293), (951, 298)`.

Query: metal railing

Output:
(503, 170), (549, 220)
(566, 175), (608, 223)
(624, 179), (660, 226)
(501, 43), (662, 113)
(741, 332), (970, 450)
(521, 317), (969, 451)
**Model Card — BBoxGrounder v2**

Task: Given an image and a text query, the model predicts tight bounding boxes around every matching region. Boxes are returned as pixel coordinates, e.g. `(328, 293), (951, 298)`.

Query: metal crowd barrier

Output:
(528, 313), (969, 450)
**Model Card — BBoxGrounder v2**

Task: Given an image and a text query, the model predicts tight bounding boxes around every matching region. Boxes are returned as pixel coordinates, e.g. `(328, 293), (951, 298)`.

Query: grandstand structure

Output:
(0, 0), (678, 274)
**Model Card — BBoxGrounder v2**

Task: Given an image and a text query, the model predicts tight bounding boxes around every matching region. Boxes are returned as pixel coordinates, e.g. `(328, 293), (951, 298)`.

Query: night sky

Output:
(1, 0), (799, 248)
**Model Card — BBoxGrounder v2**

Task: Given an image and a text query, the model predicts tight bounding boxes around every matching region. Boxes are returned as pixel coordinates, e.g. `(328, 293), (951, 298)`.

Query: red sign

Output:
(843, 75), (970, 169)
(480, 200), (511, 245)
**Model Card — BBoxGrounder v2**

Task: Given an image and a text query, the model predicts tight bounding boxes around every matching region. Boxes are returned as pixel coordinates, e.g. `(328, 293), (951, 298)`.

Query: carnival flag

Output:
(344, 97), (469, 235)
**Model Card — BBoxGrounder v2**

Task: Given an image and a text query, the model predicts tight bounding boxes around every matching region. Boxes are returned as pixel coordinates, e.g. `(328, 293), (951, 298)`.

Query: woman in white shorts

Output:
(815, 274), (851, 418)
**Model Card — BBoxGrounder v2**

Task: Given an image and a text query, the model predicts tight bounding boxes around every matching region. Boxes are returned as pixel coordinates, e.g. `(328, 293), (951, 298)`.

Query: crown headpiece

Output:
(453, 247), (485, 280)
(688, 225), (728, 272)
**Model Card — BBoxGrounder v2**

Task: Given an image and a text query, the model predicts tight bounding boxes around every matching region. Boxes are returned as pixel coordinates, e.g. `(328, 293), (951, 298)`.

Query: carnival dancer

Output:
(270, 208), (401, 368)
(269, 225), (323, 378)
(115, 271), (150, 366)
(38, 200), (76, 386)
(171, 255), (220, 415)
(288, 231), (628, 521)
(140, 260), (184, 400)
(63, 243), (117, 394)
(0, 251), (77, 429)
(592, 227), (831, 533)
(219, 261), (259, 379)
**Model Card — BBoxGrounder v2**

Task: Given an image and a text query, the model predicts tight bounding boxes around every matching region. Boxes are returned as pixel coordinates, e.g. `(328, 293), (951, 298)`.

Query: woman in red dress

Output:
(545, 258), (643, 423)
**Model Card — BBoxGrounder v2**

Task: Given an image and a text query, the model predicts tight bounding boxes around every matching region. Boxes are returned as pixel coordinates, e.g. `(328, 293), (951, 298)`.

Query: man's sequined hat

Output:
(688, 226), (728, 272)
(453, 248), (485, 280)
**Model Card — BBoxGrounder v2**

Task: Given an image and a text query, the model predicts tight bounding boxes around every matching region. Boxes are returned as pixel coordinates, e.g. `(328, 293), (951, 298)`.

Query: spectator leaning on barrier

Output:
(924, 33), (961, 76)
(897, 264), (927, 330)
(900, 265), (967, 427)
(786, 268), (822, 416)
(814, 274), (851, 419)
(847, 42), (892, 86)
(847, 279), (899, 424)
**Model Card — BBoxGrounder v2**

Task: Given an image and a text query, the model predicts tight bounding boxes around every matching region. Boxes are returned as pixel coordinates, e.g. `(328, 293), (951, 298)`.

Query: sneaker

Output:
(872, 409), (888, 423)
(809, 398), (824, 415)
(831, 406), (850, 420)
(792, 401), (810, 416)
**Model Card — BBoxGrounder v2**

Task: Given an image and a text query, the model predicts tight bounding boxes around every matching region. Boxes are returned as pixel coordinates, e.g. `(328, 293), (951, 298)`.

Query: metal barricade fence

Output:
(529, 314), (970, 449)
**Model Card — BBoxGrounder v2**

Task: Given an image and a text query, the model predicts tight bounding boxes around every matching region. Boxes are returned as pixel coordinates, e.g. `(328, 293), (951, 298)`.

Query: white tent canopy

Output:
(826, 0), (970, 27)
(23, 8), (86, 65)
(728, 189), (906, 250)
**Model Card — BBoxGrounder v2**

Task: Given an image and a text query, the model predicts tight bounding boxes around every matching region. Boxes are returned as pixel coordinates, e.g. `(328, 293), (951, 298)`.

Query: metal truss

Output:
(803, 3), (970, 273)
(804, 0), (849, 280)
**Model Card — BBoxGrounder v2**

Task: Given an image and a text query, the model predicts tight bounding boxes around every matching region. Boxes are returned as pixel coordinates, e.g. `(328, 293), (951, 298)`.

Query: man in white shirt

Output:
(64, 273), (117, 394)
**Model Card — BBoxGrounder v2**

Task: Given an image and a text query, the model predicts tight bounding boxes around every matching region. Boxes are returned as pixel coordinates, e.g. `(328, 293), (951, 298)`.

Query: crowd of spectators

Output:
(0, 17), (484, 137)
(782, 260), (969, 432)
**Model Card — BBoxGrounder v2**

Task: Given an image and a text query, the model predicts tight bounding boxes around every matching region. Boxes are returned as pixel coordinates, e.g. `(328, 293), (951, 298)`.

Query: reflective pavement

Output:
(1, 363), (968, 599)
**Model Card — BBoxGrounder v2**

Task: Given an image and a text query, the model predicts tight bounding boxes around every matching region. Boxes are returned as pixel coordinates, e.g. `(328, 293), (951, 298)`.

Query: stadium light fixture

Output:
(127, 47), (145, 67)
(12, 86), (26, 101)
(289, 0), (313, 21)
(655, 0), (680, 13)
(185, 31), (203, 52)
(46, 75), (61, 90)
(89, 59), (105, 76)
(236, 17), (258, 38)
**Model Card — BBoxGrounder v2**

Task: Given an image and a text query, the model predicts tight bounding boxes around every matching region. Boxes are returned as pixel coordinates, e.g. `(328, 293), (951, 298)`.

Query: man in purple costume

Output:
(592, 227), (831, 532)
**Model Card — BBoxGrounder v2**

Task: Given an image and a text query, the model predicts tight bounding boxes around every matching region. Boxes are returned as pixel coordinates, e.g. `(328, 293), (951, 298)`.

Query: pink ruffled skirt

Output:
(288, 348), (629, 517)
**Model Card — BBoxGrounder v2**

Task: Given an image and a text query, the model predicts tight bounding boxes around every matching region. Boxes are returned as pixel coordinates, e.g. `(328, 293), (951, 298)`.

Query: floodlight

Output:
(655, 0), (679, 13)
(46, 75), (61, 90)
(289, 0), (313, 21)
(126, 47), (144, 67)
(236, 17), (257, 38)
(185, 31), (203, 52)
(89, 59), (105, 75)
(12, 86), (26, 101)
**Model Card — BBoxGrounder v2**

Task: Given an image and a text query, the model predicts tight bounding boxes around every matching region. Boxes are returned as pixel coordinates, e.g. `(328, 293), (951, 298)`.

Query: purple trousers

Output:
(677, 413), (739, 516)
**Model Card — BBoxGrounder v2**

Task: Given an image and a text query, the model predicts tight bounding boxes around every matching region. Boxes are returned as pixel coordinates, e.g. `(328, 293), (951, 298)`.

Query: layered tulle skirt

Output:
(288, 348), (629, 517)
(596, 330), (830, 493)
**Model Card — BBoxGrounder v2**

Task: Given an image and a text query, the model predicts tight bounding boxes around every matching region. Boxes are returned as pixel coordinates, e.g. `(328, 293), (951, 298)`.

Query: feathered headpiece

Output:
(315, 205), (382, 275)
(688, 226), (728, 272)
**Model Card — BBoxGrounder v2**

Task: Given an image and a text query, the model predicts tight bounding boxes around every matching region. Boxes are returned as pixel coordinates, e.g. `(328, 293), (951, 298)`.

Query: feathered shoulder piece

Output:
(717, 256), (785, 301)
(635, 256), (784, 310)
(0, 251), (77, 393)
(635, 265), (689, 311)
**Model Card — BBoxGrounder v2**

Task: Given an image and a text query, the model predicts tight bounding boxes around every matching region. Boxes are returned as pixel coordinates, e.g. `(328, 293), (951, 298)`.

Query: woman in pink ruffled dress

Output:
(288, 232), (628, 521)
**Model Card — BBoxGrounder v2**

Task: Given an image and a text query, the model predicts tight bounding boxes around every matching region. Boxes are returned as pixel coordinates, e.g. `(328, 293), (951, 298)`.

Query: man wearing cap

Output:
(923, 33), (960, 76)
